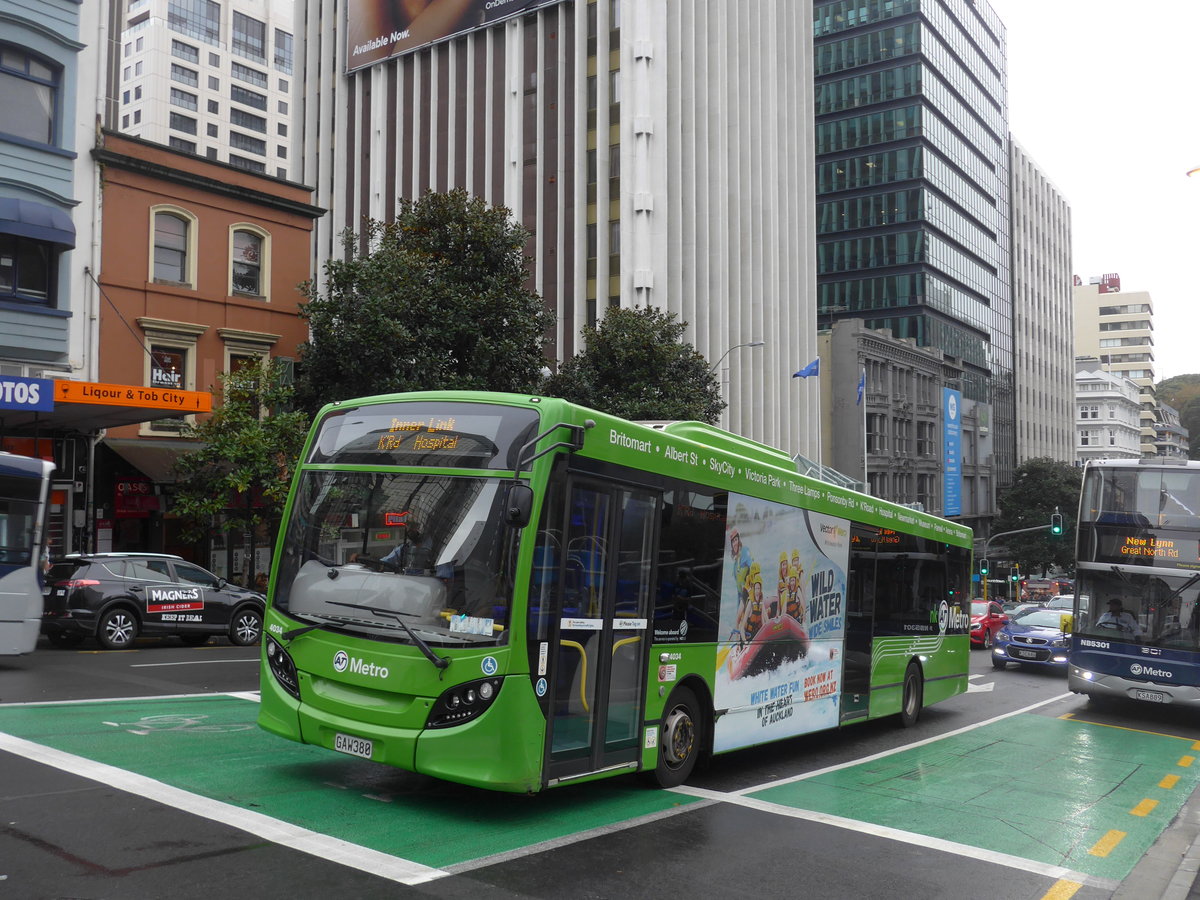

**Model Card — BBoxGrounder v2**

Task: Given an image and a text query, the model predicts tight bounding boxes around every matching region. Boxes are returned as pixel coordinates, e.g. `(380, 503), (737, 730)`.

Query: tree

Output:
(172, 359), (310, 584)
(295, 188), (554, 414)
(992, 457), (1082, 575)
(543, 306), (725, 423)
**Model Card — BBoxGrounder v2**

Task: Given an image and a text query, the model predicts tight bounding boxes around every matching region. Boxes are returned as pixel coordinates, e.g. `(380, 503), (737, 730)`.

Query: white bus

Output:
(0, 452), (55, 655)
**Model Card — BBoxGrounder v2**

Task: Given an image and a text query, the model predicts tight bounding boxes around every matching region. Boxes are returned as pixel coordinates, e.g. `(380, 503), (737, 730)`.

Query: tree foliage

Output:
(992, 457), (1082, 575)
(543, 306), (726, 423)
(1157, 374), (1200, 460)
(294, 189), (554, 414)
(171, 359), (310, 567)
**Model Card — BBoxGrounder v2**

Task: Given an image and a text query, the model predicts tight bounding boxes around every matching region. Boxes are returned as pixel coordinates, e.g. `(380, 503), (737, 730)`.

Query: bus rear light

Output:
(266, 637), (301, 699)
(426, 677), (503, 729)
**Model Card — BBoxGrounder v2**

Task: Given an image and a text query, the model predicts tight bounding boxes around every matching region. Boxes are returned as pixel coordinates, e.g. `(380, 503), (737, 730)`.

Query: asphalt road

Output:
(2, 637), (1199, 900)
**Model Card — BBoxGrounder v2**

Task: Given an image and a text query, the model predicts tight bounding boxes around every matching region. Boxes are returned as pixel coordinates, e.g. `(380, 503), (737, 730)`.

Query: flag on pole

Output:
(856, 368), (866, 405)
(792, 358), (820, 379)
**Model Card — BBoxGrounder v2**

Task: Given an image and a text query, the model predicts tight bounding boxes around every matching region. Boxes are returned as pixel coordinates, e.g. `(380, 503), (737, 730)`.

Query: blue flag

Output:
(856, 368), (866, 405)
(792, 358), (820, 379)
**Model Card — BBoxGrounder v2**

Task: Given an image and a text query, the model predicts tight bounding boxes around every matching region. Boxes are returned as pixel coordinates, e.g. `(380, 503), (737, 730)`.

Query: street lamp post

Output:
(708, 340), (765, 376)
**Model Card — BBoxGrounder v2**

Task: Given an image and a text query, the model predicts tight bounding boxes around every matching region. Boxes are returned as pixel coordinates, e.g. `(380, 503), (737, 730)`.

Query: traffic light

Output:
(979, 558), (989, 576)
(1050, 510), (1064, 536)
(1009, 567), (1020, 583)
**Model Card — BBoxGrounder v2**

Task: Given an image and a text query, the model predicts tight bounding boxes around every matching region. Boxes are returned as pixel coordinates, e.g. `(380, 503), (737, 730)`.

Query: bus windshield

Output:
(273, 470), (520, 646)
(1076, 568), (1200, 651)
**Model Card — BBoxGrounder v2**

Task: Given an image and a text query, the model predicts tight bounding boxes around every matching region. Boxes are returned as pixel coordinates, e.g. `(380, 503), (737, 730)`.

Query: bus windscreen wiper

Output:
(327, 600), (451, 673)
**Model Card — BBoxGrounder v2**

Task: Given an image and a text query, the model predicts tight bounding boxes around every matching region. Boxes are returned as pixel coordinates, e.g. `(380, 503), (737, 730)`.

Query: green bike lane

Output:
(1, 693), (1197, 889)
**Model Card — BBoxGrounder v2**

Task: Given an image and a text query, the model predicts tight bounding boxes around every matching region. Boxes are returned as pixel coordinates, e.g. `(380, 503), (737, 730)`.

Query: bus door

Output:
(841, 524), (877, 721)
(547, 481), (656, 784)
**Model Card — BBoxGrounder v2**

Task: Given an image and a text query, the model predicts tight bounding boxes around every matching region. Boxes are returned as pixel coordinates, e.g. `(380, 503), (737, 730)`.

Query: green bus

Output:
(258, 391), (973, 792)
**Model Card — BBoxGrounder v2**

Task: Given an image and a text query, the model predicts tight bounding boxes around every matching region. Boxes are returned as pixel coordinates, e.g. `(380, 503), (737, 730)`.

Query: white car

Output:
(1045, 594), (1086, 611)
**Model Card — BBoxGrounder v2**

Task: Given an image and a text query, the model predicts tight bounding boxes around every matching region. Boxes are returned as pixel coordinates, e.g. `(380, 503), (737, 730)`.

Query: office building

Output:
(299, 1), (819, 456)
(1009, 139), (1073, 464)
(1072, 274), (1156, 456)
(116, 0), (296, 180)
(812, 0), (1013, 505)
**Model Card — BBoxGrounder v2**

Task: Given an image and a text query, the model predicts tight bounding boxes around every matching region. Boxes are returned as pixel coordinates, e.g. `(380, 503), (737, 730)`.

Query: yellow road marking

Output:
(1180, 756), (1196, 768)
(1160, 774), (1181, 789)
(1059, 712), (1197, 742)
(1041, 880), (1082, 900)
(1131, 798), (1159, 817)
(1089, 830), (1126, 857)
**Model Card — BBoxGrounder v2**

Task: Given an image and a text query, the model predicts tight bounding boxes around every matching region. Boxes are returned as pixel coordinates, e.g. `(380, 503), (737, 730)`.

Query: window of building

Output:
(138, 317), (207, 435)
(150, 207), (197, 286)
(134, 85), (142, 100)
(0, 234), (54, 304)
(277, 122), (287, 137)
(124, 43), (131, 58)
(134, 60), (143, 76)
(232, 61), (267, 87)
(206, 147), (217, 159)
(207, 122), (218, 137)
(171, 39), (199, 63)
(232, 12), (267, 62)
(170, 88), (198, 111)
(122, 90), (130, 104)
(208, 75), (219, 90)
(230, 108), (266, 132)
(169, 111), (196, 134)
(136, 36), (144, 51)
(276, 167), (287, 180)
(230, 131), (266, 156)
(229, 154), (266, 173)
(170, 63), (198, 87)
(123, 65), (131, 80)
(278, 78), (288, 93)
(230, 226), (268, 298)
(167, 0), (220, 46)
(278, 100), (288, 115)
(209, 52), (220, 66)
(169, 136), (196, 154)
(208, 99), (219, 114)
(274, 29), (293, 74)
(133, 109), (141, 124)
(231, 84), (267, 110)
(0, 44), (60, 145)
(121, 113), (129, 128)
(276, 144), (286, 159)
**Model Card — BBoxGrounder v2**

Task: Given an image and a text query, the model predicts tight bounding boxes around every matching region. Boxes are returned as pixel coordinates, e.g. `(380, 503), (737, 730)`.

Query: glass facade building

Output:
(813, 0), (1014, 491)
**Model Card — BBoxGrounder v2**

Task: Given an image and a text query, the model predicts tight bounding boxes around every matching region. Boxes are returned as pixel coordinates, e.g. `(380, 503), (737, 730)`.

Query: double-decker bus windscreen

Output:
(273, 470), (521, 646)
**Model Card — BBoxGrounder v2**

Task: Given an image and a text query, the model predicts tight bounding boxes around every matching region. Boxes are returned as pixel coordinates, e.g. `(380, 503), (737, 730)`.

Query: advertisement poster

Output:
(714, 494), (850, 752)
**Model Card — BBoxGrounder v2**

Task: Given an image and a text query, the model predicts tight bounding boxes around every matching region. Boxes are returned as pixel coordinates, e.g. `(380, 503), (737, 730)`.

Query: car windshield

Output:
(272, 471), (522, 646)
(1012, 609), (1067, 629)
(971, 602), (988, 615)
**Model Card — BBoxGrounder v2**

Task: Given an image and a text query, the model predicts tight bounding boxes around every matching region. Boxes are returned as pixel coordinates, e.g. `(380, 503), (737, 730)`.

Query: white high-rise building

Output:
(116, 0), (296, 180)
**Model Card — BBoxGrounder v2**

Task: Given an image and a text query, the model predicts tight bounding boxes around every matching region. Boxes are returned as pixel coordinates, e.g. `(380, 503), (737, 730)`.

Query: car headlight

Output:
(970, 622), (981, 631)
(1051, 638), (1067, 647)
(997, 631), (1011, 642)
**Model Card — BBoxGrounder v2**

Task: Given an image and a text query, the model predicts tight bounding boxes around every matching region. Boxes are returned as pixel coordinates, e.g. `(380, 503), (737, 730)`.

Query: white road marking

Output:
(130, 658), (260, 667)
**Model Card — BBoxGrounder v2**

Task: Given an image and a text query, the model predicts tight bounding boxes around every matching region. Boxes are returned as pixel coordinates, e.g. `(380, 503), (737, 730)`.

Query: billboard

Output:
(346, 0), (560, 73)
(943, 387), (961, 516)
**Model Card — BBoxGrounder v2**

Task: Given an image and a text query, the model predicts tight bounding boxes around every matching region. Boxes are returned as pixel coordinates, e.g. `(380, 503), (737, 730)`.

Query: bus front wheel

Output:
(899, 662), (923, 728)
(655, 686), (703, 788)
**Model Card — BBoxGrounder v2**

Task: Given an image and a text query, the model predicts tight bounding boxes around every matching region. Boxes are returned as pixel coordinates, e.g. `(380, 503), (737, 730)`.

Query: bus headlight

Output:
(266, 637), (301, 700)
(427, 677), (503, 729)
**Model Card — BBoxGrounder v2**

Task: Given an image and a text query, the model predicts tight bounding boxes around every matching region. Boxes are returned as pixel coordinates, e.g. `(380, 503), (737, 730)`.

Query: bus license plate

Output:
(1134, 690), (1165, 703)
(334, 732), (373, 759)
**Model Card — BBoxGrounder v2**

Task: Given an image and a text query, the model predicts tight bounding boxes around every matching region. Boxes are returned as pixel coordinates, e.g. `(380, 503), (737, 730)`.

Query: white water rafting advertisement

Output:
(714, 494), (849, 752)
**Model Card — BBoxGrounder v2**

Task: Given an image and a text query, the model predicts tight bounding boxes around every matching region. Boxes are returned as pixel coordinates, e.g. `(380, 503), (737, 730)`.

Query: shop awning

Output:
(102, 437), (202, 484)
(0, 198), (76, 247)
(0, 379), (211, 435)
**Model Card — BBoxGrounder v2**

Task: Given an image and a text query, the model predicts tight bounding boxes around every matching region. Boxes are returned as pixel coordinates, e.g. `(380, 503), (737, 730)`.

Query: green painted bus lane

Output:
(747, 712), (1200, 881)
(0, 695), (700, 871)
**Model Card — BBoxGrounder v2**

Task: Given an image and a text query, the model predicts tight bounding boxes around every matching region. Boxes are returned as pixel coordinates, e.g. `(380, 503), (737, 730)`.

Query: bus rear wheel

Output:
(655, 686), (703, 788)
(899, 662), (923, 728)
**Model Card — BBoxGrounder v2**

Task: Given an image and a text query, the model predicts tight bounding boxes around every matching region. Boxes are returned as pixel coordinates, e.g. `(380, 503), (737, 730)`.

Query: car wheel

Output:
(229, 606), (263, 646)
(899, 662), (923, 728)
(983, 629), (993, 649)
(97, 608), (138, 650)
(180, 634), (211, 646)
(654, 686), (704, 788)
(46, 631), (84, 648)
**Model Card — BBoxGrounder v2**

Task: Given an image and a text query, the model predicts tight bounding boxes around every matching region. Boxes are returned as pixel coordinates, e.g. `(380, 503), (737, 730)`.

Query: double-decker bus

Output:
(0, 451), (55, 655)
(258, 392), (973, 792)
(1069, 458), (1200, 706)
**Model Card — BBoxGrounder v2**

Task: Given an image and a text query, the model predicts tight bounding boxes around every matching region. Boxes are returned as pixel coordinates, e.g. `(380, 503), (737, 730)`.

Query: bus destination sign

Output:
(377, 416), (460, 453)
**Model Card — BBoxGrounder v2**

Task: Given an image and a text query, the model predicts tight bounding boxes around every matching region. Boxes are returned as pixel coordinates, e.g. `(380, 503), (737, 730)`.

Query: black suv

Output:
(42, 553), (265, 650)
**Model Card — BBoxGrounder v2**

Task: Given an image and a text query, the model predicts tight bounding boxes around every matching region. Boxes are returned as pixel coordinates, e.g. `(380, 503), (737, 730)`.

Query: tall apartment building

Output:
(1073, 357), (1142, 462)
(1072, 274), (1157, 456)
(812, 0), (1014, 503)
(299, 1), (819, 456)
(117, 0), (296, 180)
(1009, 139), (1073, 464)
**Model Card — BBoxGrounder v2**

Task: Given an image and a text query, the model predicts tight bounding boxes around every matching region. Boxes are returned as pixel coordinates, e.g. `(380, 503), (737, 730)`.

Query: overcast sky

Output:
(989, 0), (1200, 381)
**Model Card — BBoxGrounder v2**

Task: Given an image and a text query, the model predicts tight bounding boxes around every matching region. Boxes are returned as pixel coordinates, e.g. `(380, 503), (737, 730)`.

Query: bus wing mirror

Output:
(507, 483), (535, 527)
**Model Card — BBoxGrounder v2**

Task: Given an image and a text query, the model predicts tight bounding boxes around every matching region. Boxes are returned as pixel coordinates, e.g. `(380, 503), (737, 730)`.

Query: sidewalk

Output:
(1113, 781), (1200, 899)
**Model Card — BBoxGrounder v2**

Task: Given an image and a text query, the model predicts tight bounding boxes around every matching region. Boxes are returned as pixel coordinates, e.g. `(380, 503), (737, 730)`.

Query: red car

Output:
(971, 599), (1008, 648)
